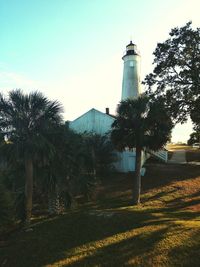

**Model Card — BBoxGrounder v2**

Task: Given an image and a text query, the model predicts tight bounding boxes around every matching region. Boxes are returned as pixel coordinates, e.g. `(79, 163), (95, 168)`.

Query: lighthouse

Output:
(121, 41), (141, 100)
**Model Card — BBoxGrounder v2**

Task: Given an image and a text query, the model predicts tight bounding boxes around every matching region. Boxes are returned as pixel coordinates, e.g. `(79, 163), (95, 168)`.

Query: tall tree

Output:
(144, 22), (200, 123)
(0, 90), (63, 222)
(187, 125), (200, 145)
(111, 95), (173, 204)
(190, 97), (200, 126)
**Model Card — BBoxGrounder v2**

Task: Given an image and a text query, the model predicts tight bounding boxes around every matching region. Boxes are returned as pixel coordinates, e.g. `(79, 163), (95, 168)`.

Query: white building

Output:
(121, 41), (141, 100)
(69, 42), (146, 172)
(69, 108), (114, 136)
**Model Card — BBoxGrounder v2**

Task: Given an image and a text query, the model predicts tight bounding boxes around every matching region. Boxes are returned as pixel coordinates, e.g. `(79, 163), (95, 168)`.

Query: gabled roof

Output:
(69, 108), (115, 123)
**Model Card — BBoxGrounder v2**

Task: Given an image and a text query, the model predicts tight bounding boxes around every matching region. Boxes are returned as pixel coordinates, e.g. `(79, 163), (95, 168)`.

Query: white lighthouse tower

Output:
(121, 41), (141, 100)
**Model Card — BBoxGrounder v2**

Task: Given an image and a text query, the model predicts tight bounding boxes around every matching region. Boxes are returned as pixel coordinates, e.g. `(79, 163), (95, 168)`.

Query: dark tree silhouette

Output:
(0, 90), (63, 222)
(111, 95), (173, 204)
(144, 22), (200, 123)
(187, 125), (200, 145)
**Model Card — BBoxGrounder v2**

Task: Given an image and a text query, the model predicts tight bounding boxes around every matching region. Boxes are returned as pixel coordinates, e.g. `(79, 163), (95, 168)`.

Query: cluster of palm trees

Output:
(0, 90), (115, 225)
(0, 89), (172, 226)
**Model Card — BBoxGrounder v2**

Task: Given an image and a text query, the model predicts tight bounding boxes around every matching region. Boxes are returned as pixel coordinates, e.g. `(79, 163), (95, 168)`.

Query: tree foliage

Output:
(0, 89), (63, 222)
(111, 96), (173, 151)
(190, 97), (200, 126)
(144, 22), (200, 123)
(33, 129), (116, 214)
(187, 125), (200, 145)
(82, 133), (116, 176)
(111, 95), (173, 204)
(0, 183), (14, 227)
(35, 125), (85, 214)
(0, 90), (118, 224)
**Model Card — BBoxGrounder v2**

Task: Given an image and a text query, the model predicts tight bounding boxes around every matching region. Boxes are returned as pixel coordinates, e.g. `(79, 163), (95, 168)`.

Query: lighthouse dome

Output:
(125, 41), (139, 56)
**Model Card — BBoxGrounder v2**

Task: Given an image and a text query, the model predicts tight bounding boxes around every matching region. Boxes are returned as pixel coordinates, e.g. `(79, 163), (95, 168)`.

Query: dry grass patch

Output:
(1, 163), (200, 267)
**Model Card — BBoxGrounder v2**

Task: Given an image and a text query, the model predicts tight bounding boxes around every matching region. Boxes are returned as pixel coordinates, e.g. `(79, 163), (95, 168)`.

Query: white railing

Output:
(149, 149), (168, 162)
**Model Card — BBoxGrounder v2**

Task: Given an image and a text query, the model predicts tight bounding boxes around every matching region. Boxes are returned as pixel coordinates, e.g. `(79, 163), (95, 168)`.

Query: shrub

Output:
(0, 183), (14, 227)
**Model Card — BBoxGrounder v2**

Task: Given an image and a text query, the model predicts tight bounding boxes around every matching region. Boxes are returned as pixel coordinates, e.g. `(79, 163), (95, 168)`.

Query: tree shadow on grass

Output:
(163, 190), (200, 211)
(1, 208), (183, 267)
(2, 163), (200, 266)
(93, 194), (132, 210)
(64, 226), (170, 267)
(58, 222), (200, 267)
(2, 203), (199, 267)
(95, 163), (200, 211)
(141, 188), (177, 202)
(60, 222), (200, 267)
(167, 228), (200, 267)
(142, 163), (200, 192)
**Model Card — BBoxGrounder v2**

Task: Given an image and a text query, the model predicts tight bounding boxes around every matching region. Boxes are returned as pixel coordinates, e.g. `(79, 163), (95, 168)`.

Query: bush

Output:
(0, 183), (14, 227)
(14, 188), (26, 221)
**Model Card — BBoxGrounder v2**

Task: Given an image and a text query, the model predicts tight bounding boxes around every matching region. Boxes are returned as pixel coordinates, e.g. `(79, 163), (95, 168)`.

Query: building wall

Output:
(69, 108), (114, 135)
(115, 151), (136, 172)
(121, 54), (141, 100)
(69, 108), (139, 172)
(114, 150), (148, 173)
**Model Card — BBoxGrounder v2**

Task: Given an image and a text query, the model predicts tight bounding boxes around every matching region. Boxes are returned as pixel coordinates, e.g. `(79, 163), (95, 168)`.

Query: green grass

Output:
(186, 149), (200, 162)
(167, 143), (200, 163)
(1, 163), (200, 267)
(166, 144), (191, 151)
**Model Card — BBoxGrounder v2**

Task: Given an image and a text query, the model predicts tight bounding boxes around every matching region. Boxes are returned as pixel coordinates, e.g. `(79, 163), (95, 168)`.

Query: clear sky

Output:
(0, 0), (199, 142)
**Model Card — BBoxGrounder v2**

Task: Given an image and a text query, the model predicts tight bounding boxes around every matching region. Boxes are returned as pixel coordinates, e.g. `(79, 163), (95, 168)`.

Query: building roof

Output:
(126, 40), (136, 47)
(68, 108), (115, 135)
(69, 108), (115, 124)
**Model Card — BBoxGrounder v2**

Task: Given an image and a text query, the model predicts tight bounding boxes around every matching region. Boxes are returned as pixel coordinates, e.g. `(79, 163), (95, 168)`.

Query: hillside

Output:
(1, 162), (200, 267)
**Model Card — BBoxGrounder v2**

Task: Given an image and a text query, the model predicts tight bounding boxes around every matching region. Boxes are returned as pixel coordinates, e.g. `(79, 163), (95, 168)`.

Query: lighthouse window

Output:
(130, 61), (134, 67)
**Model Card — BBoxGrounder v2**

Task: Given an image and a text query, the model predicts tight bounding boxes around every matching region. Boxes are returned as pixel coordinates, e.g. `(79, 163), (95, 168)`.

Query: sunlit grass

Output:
(166, 143), (200, 162)
(1, 163), (200, 267)
(166, 143), (191, 151)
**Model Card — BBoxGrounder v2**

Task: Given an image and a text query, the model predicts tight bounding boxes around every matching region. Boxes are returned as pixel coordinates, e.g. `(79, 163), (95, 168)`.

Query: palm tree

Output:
(36, 125), (82, 214)
(111, 95), (173, 204)
(82, 133), (116, 179)
(0, 90), (63, 222)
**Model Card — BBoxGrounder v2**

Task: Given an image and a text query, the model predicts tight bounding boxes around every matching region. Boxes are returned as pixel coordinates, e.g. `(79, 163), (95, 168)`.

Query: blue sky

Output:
(0, 0), (199, 142)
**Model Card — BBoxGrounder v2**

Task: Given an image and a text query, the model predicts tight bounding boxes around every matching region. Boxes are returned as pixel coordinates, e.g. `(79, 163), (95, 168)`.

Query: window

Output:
(130, 61), (134, 67)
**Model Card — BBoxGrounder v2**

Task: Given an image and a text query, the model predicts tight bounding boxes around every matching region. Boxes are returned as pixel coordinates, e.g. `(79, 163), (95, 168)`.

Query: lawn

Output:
(167, 143), (200, 163)
(0, 163), (200, 267)
(166, 144), (192, 151)
(186, 149), (200, 162)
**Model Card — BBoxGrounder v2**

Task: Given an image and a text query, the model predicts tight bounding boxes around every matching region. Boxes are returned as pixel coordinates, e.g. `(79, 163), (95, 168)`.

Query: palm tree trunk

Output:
(25, 158), (33, 223)
(91, 148), (96, 180)
(133, 146), (142, 204)
(48, 189), (60, 215)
